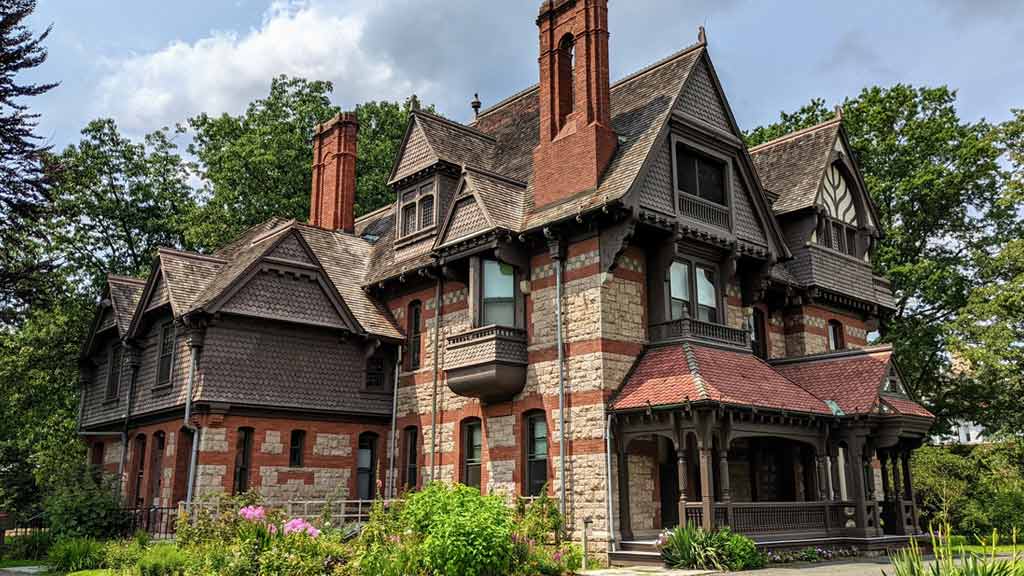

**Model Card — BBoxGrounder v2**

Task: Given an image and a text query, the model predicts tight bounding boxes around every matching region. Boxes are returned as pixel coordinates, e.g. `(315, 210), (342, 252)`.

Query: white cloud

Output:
(93, 0), (430, 133)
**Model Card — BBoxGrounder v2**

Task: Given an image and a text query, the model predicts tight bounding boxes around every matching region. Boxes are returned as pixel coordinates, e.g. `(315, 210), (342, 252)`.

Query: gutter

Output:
(388, 346), (403, 498)
(183, 329), (203, 510)
(548, 233), (568, 517)
(429, 274), (443, 479)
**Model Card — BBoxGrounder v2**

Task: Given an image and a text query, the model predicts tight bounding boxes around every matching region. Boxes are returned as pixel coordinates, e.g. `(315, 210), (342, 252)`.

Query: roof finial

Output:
(410, 94), (420, 112)
(834, 104), (843, 120)
(471, 93), (481, 119)
(698, 25), (707, 45)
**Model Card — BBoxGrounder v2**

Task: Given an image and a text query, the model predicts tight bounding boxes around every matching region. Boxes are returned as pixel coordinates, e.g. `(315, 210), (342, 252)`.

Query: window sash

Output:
(669, 261), (691, 320)
(750, 309), (768, 359)
(357, 435), (377, 500)
(409, 303), (422, 369)
(157, 324), (174, 386)
(675, 143), (727, 207)
(696, 266), (718, 323)
(481, 260), (516, 327)
(526, 414), (547, 497)
(463, 421), (482, 489)
(107, 344), (122, 399)
(404, 428), (418, 489)
(234, 429), (253, 494)
(828, 322), (844, 351)
(289, 431), (304, 467)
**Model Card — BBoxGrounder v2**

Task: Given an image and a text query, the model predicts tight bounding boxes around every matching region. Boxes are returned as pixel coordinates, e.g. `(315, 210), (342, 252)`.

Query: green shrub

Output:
(43, 463), (128, 540)
(136, 543), (187, 576)
(48, 537), (106, 573)
(1, 531), (53, 560)
(658, 523), (727, 570)
(103, 538), (145, 570)
(722, 529), (765, 570)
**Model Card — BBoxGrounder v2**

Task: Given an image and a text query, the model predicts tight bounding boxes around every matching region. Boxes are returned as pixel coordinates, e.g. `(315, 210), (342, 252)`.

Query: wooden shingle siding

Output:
(220, 270), (347, 330)
(198, 317), (392, 415)
(80, 333), (127, 427)
(639, 140), (675, 215)
(732, 170), (767, 244)
(676, 57), (732, 132)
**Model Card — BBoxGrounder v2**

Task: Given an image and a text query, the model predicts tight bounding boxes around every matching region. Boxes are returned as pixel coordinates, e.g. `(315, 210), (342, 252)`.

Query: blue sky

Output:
(24, 0), (1024, 149)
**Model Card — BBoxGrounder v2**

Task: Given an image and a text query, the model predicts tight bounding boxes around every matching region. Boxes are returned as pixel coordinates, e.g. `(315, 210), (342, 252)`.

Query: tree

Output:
(746, 86), (1021, 432)
(185, 77), (424, 251)
(48, 118), (194, 290)
(0, 0), (57, 324)
(184, 76), (340, 251)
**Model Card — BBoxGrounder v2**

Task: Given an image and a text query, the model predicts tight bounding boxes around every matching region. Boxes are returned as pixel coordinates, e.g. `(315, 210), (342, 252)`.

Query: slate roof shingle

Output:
(107, 275), (146, 336)
(612, 342), (832, 415)
(749, 119), (841, 215)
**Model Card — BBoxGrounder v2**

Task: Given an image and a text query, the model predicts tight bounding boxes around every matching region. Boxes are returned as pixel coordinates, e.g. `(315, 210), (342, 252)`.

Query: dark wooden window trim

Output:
(461, 418), (482, 490)
(403, 426), (419, 492)
(155, 322), (176, 390)
(233, 427), (254, 495)
(820, 216), (860, 258)
(289, 430), (306, 468)
(471, 256), (523, 329)
(397, 177), (438, 241)
(523, 410), (548, 497)
(827, 320), (845, 351)
(667, 254), (723, 325)
(147, 432), (166, 505)
(105, 342), (122, 401)
(750, 307), (768, 359)
(357, 432), (378, 500)
(670, 134), (733, 227)
(131, 434), (146, 506)
(408, 301), (422, 370)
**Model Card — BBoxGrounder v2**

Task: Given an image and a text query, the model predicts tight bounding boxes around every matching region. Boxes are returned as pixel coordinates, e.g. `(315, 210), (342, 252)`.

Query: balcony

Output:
(649, 317), (750, 350)
(679, 193), (731, 230)
(444, 325), (528, 404)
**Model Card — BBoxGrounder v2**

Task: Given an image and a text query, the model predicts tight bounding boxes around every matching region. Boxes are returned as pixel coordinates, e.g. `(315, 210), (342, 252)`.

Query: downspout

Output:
(388, 346), (403, 499)
(183, 328), (203, 510)
(550, 237), (568, 517)
(605, 412), (616, 552)
(429, 274), (443, 479)
(118, 348), (140, 487)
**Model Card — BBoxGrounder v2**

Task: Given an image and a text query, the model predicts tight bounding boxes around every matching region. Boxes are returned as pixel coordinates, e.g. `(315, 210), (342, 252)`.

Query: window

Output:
(461, 419), (482, 490)
(233, 427), (254, 494)
(828, 320), (845, 351)
(366, 350), (387, 389)
(408, 301), (422, 370)
(148, 432), (166, 505)
(106, 343), (122, 400)
(525, 412), (548, 497)
(157, 323), (174, 387)
(289, 430), (306, 468)
(822, 218), (859, 258)
(669, 261), (691, 320)
(398, 180), (436, 238)
(557, 34), (575, 129)
(403, 426), (418, 491)
(90, 442), (105, 468)
(675, 143), (726, 206)
(481, 259), (515, 327)
(884, 367), (904, 394)
(357, 433), (378, 500)
(131, 434), (147, 506)
(750, 308), (768, 359)
(695, 265), (719, 323)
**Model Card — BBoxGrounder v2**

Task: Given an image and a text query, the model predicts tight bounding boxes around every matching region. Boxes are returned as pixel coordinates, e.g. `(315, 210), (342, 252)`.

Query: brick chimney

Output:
(309, 112), (358, 233)
(532, 0), (616, 209)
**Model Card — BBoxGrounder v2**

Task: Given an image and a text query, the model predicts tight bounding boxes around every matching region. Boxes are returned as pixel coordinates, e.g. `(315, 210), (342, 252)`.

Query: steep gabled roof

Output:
(388, 111), (497, 185)
(611, 342), (832, 415)
(749, 118), (842, 214)
(107, 275), (146, 336)
(127, 249), (226, 337)
(771, 345), (933, 418)
(433, 167), (528, 250)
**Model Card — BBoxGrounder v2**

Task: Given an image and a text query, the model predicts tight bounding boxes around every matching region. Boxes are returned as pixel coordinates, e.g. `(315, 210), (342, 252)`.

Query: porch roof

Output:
(771, 346), (933, 418)
(611, 342), (832, 415)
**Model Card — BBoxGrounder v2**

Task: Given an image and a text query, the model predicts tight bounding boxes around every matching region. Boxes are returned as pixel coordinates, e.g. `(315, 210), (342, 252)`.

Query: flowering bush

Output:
(765, 545), (859, 564)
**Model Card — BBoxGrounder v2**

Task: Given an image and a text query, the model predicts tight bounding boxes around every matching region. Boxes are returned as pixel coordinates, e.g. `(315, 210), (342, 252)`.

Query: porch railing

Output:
(649, 317), (750, 349)
(682, 501), (873, 538)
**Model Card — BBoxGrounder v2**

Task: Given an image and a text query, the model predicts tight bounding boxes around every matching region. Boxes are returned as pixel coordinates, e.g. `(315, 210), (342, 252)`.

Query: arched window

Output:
(750, 308), (768, 359)
(557, 33), (575, 128)
(290, 430), (306, 468)
(828, 320), (845, 351)
(408, 301), (422, 369)
(148, 432), (166, 506)
(403, 426), (419, 491)
(461, 418), (483, 490)
(233, 427), (254, 495)
(357, 432), (379, 500)
(524, 411), (548, 497)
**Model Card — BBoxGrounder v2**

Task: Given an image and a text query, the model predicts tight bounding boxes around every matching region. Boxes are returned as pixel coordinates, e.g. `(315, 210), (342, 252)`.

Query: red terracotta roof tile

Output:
(882, 396), (934, 418)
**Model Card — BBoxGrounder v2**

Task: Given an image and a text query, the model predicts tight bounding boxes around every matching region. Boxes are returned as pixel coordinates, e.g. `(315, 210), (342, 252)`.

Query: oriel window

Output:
(481, 259), (515, 327)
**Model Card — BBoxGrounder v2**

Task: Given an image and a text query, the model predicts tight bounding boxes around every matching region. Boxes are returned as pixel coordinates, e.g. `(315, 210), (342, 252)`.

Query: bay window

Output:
(481, 259), (516, 327)
(667, 258), (720, 324)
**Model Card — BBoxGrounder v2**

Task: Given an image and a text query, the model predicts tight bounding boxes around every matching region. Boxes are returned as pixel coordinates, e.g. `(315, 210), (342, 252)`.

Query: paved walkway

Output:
(584, 557), (902, 575)
(0, 567), (48, 575)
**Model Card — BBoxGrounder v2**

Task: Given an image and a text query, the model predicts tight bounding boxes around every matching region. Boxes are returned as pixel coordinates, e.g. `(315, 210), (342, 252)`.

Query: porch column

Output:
(816, 455), (829, 501)
(901, 448), (920, 533)
(616, 438), (632, 541)
(891, 451), (903, 506)
(699, 446), (713, 531)
(847, 441), (868, 534)
(880, 450), (888, 500)
(677, 448), (688, 526)
(718, 448), (730, 503)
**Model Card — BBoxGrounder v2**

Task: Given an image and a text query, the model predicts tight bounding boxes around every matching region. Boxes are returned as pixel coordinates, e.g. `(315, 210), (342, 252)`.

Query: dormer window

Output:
(675, 142), (726, 206)
(399, 179), (436, 238)
(884, 366), (905, 394)
(819, 164), (861, 258)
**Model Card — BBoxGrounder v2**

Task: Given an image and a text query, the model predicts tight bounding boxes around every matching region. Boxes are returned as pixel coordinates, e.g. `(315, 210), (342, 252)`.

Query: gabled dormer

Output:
(813, 132), (880, 262)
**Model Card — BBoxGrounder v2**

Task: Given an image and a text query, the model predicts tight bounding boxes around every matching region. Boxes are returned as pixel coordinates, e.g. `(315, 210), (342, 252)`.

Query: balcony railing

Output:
(649, 317), (750, 349)
(444, 325), (528, 403)
(679, 193), (731, 230)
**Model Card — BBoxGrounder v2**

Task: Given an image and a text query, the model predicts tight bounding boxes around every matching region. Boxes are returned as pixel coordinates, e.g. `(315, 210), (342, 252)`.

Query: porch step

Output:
(608, 549), (663, 567)
(619, 540), (659, 553)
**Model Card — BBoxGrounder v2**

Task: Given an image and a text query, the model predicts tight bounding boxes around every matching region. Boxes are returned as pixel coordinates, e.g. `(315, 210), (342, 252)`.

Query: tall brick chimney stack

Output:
(532, 0), (616, 209)
(309, 112), (358, 233)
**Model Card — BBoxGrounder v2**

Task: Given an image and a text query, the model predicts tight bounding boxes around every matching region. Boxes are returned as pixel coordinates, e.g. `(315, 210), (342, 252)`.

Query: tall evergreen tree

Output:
(0, 0), (57, 324)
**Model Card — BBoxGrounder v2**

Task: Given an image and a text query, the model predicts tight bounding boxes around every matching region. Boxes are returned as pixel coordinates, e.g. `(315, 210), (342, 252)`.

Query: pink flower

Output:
(238, 505), (266, 522)
(283, 517), (320, 538)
